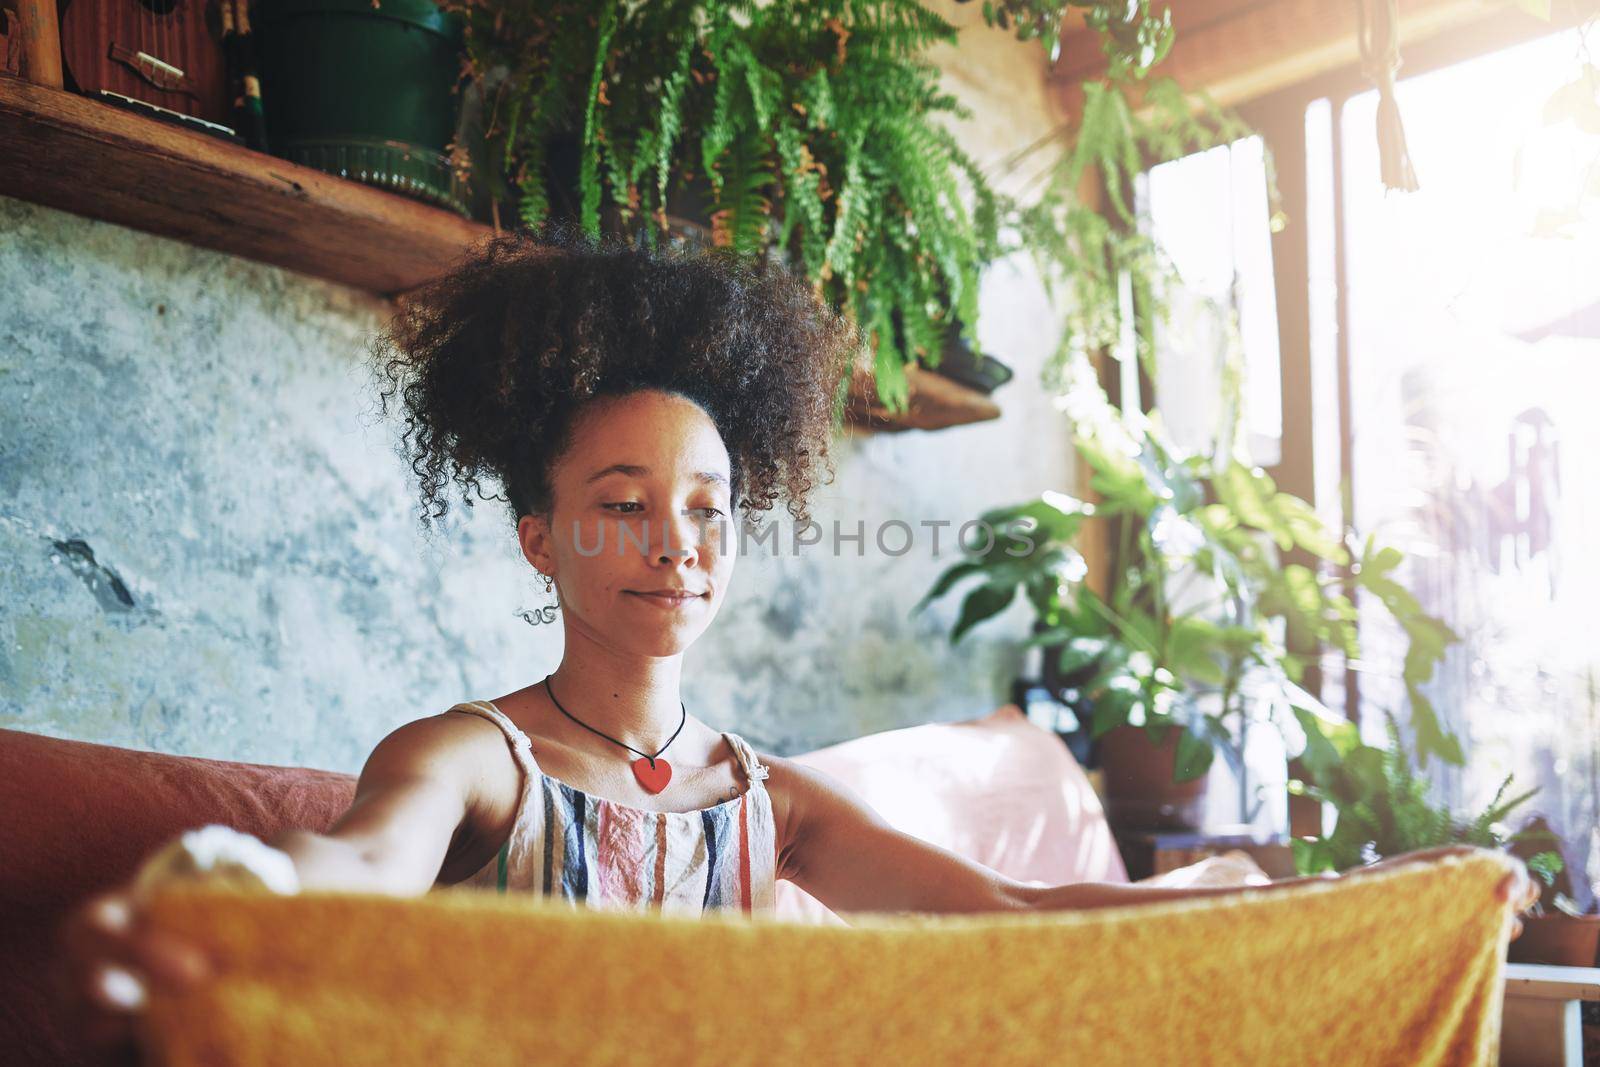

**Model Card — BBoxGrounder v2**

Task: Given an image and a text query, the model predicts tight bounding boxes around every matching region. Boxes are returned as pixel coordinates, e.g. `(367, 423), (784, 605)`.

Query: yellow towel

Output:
(137, 849), (1517, 1067)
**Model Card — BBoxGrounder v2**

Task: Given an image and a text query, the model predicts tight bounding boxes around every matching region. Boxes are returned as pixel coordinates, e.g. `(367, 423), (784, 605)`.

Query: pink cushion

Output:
(775, 704), (1127, 924)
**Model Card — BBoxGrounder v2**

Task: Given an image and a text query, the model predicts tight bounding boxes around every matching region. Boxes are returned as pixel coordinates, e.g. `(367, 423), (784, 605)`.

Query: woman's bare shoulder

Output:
(366, 706), (508, 771)
(361, 708), (526, 832)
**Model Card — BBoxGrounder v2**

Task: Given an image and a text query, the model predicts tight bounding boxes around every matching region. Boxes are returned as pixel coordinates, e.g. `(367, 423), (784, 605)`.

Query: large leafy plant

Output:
(915, 362), (1464, 797)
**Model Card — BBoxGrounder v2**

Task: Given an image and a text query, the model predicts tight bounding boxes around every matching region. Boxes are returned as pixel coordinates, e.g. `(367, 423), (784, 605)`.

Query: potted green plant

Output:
(904, 1), (1291, 829)
(1501, 815), (1600, 965)
(1290, 707), (1566, 880)
(1029, 586), (1217, 830)
(1508, 899), (1600, 967)
(915, 361), (1462, 832)
(1294, 712), (1599, 965)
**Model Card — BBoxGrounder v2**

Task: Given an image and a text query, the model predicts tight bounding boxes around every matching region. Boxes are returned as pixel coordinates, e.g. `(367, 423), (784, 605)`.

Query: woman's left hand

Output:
(1495, 857), (1541, 942)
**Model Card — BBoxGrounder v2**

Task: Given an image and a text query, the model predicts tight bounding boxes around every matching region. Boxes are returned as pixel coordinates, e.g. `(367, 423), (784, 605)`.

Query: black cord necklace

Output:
(542, 675), (686, 795)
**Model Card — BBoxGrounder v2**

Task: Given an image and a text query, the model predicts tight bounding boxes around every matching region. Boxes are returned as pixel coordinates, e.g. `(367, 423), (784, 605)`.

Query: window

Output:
(1144, 23), (1599, 900)
(1144, 136), (1284, 468)
(1323, 27), (1599, 903)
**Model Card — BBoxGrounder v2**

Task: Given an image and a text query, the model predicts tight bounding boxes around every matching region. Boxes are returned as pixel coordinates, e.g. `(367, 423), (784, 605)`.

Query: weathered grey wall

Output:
(0, 19), (1076, 771)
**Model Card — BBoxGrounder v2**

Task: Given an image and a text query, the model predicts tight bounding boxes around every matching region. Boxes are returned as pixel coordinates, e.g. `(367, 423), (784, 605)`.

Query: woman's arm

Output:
(1012, 869), (1329, 911)
(266, 713), (479, 896)
(776, 757), (1024, 915)
(63, 712), (481, 1053)
(775, 758), (1533, 919)
(777, 757), (1273, 915)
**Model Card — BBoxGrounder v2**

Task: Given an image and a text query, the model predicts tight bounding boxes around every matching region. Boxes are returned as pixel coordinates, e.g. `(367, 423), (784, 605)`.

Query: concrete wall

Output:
(0, 17), (1076, 771)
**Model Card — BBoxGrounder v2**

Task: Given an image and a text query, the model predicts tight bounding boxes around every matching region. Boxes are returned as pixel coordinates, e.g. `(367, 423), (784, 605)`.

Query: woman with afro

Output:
(67, 225), (1539, 1043)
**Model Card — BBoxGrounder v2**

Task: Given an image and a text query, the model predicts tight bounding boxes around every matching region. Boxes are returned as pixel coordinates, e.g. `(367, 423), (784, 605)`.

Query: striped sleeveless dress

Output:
(446, 700), (777, 917)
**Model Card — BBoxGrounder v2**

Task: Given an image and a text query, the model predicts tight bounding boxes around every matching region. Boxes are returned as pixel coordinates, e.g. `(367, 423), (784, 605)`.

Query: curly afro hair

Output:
(367, 222), (858, 536)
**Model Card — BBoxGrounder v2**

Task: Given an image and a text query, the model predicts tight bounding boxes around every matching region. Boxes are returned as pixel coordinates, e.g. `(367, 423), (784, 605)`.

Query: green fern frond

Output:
(824, 131), (870, 283)
(655, 32), (696, 201)
(774, 120), (829, 275)
(711, 130), (775, 255)
(870, 302), (909, 410)
(579, 0), (621, 238)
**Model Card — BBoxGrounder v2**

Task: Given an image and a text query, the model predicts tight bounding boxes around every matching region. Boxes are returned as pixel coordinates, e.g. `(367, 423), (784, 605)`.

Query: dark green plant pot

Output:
(921, 322), (1014, 395)
(252, 0), (469, 215)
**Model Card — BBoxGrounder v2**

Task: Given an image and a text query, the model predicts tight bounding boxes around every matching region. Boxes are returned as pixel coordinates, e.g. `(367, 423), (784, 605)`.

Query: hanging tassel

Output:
(1357, 0), (1420, 192)
(1374, 90), (1418, 191)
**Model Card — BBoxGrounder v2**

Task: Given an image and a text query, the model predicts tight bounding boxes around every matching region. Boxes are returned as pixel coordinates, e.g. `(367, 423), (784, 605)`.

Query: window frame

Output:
(1117, 15), (1584, 833)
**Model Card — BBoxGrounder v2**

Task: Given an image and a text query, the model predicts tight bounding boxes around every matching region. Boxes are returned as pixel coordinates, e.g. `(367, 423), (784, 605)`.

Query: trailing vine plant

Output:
(969, 0), (1274, 391)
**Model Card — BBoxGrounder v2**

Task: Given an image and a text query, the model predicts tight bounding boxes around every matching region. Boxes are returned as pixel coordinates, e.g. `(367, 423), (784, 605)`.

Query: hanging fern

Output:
(438, 0), (1250, 412)
(442, 0), (1012, 412)
(577, 1), (622, 237)
(654, 33), (696, 205)
(711, 128), (776, 254)
(968, 1), (1268, 390)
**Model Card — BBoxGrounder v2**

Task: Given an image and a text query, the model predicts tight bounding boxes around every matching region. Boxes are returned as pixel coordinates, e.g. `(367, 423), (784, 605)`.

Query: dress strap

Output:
(721, 731), (770, 790)
(446, 701), (540, 781)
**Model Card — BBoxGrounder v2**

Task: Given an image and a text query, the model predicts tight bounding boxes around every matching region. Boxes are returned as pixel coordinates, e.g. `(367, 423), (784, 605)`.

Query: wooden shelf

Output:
(1, 72), (1006, 418)
(0, 76), (496, 297)
(844, 357), (1002, 433)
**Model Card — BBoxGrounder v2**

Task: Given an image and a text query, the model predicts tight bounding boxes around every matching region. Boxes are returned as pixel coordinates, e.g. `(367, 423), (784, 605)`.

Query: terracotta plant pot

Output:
(1097, 724), (1209, 832)
(1507, 913), (1600, 967)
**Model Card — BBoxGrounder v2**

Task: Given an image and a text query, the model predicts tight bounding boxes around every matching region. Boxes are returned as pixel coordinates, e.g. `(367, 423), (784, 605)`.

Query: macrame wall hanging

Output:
(1357, 0), (1421, 191)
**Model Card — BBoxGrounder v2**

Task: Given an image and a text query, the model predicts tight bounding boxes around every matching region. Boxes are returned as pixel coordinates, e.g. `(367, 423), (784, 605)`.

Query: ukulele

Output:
(59, 0), (230, 126)
(0, 8), (20, 77)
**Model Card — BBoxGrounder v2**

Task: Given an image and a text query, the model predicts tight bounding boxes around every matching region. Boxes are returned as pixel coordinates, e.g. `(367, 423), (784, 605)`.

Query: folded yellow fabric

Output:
(138, 849), (1517, 1067)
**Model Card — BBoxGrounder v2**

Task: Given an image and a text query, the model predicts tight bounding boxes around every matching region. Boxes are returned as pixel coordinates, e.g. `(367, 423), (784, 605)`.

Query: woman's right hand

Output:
(61, 884), (213, 1054)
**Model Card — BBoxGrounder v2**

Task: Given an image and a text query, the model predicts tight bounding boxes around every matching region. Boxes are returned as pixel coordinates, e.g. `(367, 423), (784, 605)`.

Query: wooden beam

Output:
(0, 77), (495, 297)
(1050, 0), (1268, 89)
(1051, 0), (1574, 112)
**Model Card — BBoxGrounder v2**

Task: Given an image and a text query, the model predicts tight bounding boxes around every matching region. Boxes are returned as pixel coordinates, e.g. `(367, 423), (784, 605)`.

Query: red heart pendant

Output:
(632, 756), (672, 794)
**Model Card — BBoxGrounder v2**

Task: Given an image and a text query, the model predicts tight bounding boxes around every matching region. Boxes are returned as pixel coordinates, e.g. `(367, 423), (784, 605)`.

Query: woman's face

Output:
(520, 389), (736, 657)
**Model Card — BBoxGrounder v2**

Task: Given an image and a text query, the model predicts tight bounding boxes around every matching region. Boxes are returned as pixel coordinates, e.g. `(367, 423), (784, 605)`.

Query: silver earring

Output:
(515, 574), (560, 626)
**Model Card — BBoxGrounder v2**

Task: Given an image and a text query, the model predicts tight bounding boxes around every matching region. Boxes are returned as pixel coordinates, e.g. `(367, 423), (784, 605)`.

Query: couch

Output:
(0, 703), (1126, 1065)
